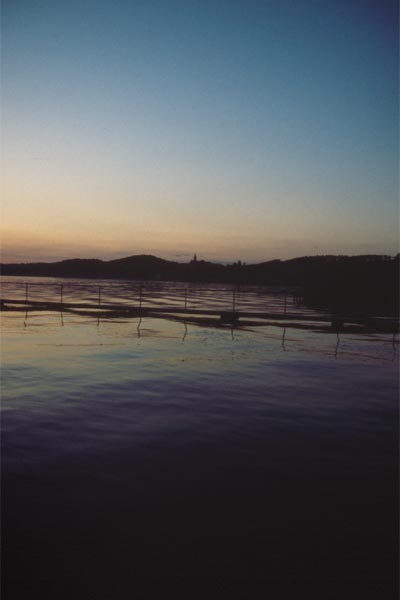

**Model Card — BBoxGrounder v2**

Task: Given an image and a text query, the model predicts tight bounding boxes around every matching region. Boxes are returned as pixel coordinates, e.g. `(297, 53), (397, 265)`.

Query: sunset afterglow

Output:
(2, 0), (398, 263)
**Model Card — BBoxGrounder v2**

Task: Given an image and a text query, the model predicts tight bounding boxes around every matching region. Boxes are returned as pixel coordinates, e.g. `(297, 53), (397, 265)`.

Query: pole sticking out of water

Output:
(335, 333), (340, 359)
(281, 327), (286, 350)
(182, 321), (188, 342)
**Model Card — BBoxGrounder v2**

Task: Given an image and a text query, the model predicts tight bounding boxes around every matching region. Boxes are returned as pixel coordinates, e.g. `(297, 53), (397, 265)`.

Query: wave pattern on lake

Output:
(0, 275), (319, 314)
(1, 279), (398, 598)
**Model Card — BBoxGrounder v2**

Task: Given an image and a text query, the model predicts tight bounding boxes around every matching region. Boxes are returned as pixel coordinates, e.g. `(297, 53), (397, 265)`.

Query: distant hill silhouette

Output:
(1, 253), (398, 316)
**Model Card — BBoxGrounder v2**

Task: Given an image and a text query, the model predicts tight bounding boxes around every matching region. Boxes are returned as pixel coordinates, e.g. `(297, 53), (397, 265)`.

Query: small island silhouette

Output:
(1, 253), (398, 316)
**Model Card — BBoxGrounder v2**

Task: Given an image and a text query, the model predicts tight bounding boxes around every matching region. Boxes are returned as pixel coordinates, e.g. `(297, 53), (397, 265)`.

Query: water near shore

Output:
(1, 278), (398, 597)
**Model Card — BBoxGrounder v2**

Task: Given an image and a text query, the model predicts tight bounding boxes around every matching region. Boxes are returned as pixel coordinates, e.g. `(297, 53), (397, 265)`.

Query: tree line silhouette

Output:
(1, 253), (398, 316)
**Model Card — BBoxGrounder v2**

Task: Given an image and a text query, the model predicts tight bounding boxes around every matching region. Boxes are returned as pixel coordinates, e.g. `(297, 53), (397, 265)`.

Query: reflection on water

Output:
(2, 311), (398, 468)
(0, 275), (319, 316)
(1, 298), (398, 596)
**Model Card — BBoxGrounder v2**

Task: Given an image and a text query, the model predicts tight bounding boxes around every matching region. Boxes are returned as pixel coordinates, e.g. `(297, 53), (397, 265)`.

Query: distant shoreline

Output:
(1, 253), (398, 316)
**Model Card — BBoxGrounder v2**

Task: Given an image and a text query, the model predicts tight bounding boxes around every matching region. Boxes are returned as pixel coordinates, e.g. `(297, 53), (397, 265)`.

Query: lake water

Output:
(1, 278), (398, 598)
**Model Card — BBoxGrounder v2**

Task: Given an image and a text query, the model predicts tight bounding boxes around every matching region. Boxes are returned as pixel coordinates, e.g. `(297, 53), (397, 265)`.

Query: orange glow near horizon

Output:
(2, 0), (398, 265)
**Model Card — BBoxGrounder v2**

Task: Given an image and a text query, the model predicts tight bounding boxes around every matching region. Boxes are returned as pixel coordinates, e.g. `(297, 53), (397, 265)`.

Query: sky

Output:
(1, 0), (399, 264)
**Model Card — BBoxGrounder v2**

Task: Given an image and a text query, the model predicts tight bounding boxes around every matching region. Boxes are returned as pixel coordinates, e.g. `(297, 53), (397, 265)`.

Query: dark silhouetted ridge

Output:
(1, 253), (398, 316)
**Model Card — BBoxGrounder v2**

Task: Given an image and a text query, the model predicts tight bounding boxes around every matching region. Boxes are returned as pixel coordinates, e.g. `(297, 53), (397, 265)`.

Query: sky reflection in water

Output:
(2, 311), (397, 469)
(1, 308), (398, 595)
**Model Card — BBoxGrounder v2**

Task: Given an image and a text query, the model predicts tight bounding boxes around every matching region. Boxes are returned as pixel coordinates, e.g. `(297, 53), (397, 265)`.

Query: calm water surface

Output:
(1, 279), (398, 598)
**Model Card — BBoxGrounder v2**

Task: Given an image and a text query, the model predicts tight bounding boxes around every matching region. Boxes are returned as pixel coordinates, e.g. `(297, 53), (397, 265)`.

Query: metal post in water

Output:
(281, 327), (286, 350)
(335, 333), (340, 359)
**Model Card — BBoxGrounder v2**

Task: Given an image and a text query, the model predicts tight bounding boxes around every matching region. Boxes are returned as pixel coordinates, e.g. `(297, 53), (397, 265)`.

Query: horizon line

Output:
(1, 251), (398, 267)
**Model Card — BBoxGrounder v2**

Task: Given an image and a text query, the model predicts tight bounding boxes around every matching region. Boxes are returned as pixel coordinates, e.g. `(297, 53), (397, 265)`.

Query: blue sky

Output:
(2, 0), (398, 262)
